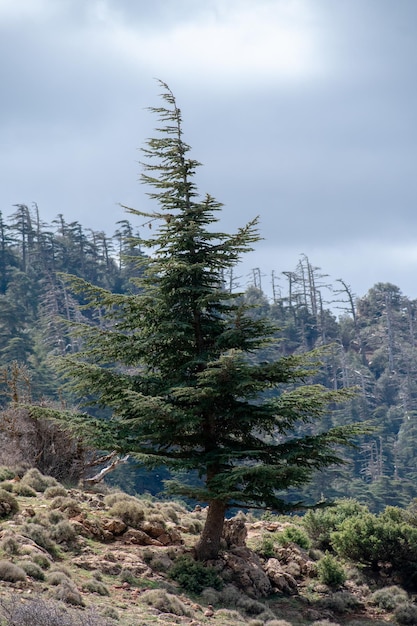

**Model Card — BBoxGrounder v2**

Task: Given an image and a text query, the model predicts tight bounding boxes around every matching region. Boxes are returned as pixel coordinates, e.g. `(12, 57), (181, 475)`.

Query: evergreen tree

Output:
(31, 83), (363, 560)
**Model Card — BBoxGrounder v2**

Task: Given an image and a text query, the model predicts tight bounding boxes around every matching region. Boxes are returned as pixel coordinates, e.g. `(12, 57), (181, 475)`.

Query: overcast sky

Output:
(2, 0), (417, 304)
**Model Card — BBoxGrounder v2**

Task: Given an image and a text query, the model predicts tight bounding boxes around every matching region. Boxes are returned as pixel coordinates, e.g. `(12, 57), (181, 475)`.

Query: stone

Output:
(222, 517), (248, 547)
(265, 558), (298, 594)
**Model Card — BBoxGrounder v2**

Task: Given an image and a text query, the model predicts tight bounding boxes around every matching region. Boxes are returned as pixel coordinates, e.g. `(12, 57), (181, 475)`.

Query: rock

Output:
(265, 558), (298, 594)
(140, 520), (167, 539)
(275, 543), (317, 578)
(101, 518), (127, 535)
(121, 529), (163, 546)
(223, 547), (272, 597)
(222, 517), (247, 547)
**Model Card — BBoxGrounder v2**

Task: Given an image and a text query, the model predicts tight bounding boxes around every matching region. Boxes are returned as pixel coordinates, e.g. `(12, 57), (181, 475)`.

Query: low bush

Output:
(1, 534), (20, 555)
(303, 499), (369, 551)
(21, 523), (58, 557)
(44, 485), (68, 499)
(256, 533), (277, 558)
(109, 499), (145, 529)
(0, 467), (16, 481)
(319, 591), (362, 613)
(0, 560), (26, 582)
(21, 468), (58, 492)
(0, 488), (19, 518)
(317, 553), (346, 587)
(31, 553), (51, 570)
(141, 588), (193, 617)
(50, 520), (77, 545)
(370, 585), (408, 611)
(169, 555), (223, 594)
(49, 497), (82, 518)
(331, 509), (417, 587)
(83, 579), (110, 595)
(12, 482), (37, 497)
(48, 570), (71, 586)
(0, 594), (114, 626)
(394, 603), (417, 625)
(18, 560), (46, 581)
(277, 526), (311, 549)
(52, 580), (84, 606)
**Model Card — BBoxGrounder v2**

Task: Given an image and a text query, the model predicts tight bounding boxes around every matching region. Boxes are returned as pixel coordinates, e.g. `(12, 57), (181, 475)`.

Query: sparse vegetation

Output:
(0, 466), (410, 625)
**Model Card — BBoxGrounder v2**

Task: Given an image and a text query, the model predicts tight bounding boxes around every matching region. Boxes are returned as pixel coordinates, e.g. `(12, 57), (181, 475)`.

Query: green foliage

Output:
(370, 585), (408, 611)
(0, 560), (26, 582)
(21, 523), (58, 557)
(21, 468), (58, 492)
(331, 507), (417, 587)
(256, 534), (277, 558)
(141, 588), (193, 617)
(18, 560), (46, 581)
(36, 82), (363, 561)
(395, 603), (417, 625)
(108, 500), (145, 529)
(50, 520), (77, 545)
(83, 579), (110, 596)
(316, 553), (346, 587)
(277, 525), (311, 549)
(303, 499), (369, 550)
(0, 467), (16, 481)
(0, 488), (19, 518)
(169, 555), (223, 594)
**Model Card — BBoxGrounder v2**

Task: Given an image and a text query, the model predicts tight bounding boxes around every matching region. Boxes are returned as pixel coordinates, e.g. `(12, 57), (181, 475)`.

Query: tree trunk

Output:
(194, 499), (226, 561)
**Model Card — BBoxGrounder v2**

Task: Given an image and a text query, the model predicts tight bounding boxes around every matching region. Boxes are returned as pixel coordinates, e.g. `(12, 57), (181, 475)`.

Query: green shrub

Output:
(371, 585), (408, 611)
(49, 497), (82, 518)
(141, 589), (193, 616)
(48, 570), (71, 586)
(317, 553), (346, 587)
(394, 603), (417, 625)
(109, 500), (145, 529)
(277, 526), (311, 549)
(12, 482), (37, 497)
(119, 567), (138, 585)
(303, 499), (369, 550)
(0, 560), (26, 582)
(0, 481), (13, 492)
(18, 560), (46, 580)
(256, 533), (276, 558)
(0, 593), (112, 625)
(52, 580), (84, 607)
(22, 523), (58, 557)
(31, 553), (51, 570)
(319, 591), (362, 613)
(1, 534), (19, 555)
(0, 488), (19, 518)
(48, 510), (64, 524)
(169, 555), (223, 594)
(21, 468), (58, 492)
(0, 467), (16, 482)
(83, 579), (110, 595)
(50, 520), (77, 545)
(331, 510), (417, 586)
(44, 485), (68, 498)
(104, 491), (135, 507)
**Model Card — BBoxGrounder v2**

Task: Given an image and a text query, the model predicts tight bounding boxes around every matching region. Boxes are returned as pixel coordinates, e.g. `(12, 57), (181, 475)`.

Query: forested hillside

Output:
(0, 204), (415, 510)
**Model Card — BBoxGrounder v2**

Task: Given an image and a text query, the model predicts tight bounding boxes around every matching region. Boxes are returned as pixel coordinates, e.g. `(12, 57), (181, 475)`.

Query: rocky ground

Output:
(0, 467), (409, 625)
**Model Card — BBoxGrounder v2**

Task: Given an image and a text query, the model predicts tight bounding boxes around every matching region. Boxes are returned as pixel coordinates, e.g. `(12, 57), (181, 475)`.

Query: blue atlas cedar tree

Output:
(31, 82), (364, 561)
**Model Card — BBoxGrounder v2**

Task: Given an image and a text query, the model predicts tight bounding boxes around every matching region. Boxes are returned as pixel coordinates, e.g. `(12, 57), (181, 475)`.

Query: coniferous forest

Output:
(0, 199), (416, 512)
